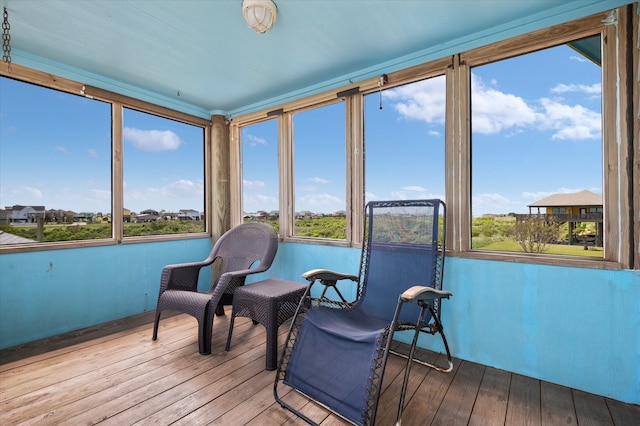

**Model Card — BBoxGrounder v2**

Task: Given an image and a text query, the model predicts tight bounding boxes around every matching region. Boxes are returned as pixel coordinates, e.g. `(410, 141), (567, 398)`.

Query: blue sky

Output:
(1, 39), (601, 217)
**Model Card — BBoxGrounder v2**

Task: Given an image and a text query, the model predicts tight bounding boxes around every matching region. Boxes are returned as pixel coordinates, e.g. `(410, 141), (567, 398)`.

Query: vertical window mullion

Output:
(112, 102), (124, 242)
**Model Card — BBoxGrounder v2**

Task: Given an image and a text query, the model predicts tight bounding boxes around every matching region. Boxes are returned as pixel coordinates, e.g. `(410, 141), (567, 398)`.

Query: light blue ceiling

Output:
(0, 0), (632, 118)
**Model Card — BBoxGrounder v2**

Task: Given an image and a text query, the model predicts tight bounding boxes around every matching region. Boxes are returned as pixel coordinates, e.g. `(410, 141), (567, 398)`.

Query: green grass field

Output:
(478, 239), (603, 257)
(2, 216), (603, 258)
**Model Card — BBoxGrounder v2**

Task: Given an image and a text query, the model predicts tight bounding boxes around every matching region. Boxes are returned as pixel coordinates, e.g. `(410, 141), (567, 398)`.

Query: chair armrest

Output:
(401, 286), (452, 303)
(301, 269), (358, 283)
(160, 260), (211, 292)
(209, 267), (268, 301)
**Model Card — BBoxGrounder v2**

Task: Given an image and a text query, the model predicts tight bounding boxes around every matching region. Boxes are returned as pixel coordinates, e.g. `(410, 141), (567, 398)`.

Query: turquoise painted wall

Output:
(1, 241), (638, 405)
(0, 238), (213, 349)
(442, 257), (640, 406)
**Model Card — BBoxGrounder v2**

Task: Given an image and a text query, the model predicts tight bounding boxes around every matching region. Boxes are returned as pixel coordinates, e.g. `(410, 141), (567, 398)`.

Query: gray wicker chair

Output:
(152, 222), (278, 354)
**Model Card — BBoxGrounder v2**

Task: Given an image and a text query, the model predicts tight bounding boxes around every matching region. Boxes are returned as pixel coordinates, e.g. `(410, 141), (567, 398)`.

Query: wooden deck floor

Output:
(1, 310), (638, 425)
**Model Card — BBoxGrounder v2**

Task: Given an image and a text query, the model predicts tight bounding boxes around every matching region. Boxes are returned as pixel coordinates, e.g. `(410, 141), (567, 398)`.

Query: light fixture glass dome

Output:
(242, 0), (277, 34)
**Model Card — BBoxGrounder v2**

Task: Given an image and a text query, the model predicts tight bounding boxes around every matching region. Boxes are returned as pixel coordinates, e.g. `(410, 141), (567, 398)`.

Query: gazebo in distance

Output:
(526, 190), (603, 246)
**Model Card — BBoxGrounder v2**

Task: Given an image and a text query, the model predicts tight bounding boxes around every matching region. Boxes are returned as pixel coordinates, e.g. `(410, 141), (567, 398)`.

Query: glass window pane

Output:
(0, 77), (112, 244)
(241, 119), (279, 233)
(293, 102), (346, 239)
(470, 36), (603, 257)
(123, 108), (205, 236)
(365, 76), (446, 203)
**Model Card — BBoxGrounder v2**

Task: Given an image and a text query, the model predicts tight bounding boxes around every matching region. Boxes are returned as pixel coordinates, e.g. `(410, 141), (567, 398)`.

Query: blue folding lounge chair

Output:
(274, 199), (452, 425)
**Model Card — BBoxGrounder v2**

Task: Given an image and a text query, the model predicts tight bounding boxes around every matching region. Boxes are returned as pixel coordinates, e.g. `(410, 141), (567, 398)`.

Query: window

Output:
(241, 119), (279, 232)
(0, 72), (209, 250)
(0, 76), (112, 244)
(364, 76), (446, 203)
(470, 36), (603, 258)
(123, 108), (205, 237)
(292, 102), (346, 239)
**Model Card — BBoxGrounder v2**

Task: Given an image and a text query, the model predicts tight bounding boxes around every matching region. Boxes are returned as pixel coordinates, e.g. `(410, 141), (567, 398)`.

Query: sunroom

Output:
(1, 0), (638, 424)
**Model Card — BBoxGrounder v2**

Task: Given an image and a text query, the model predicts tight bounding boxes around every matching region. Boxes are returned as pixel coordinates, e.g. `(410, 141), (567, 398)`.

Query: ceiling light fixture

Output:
(242, 0), (277, 34)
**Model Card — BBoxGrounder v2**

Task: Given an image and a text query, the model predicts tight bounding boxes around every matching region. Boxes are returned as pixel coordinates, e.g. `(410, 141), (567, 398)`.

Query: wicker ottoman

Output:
(225, 278), (307, 370)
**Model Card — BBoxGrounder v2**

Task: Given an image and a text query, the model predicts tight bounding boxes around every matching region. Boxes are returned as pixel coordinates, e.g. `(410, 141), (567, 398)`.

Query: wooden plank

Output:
(399, 353), (460, 426)
(606, 398), (640, 426)
(374, 348), (439, 425)
(574, 389), (614, 426)
(430, 359), (484, 425)
(173, 364), (281, 425)
(469, 366), (511, 426)
(540, 381), (577, 426)
(505, 373), (541, 425)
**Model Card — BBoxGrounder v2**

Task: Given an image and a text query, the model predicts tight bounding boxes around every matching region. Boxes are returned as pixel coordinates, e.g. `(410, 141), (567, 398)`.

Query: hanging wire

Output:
(2, 7), (11, 72)
(378, 74), (388, 110)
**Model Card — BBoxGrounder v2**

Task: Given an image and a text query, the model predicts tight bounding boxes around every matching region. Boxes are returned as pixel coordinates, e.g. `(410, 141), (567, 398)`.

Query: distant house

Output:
(137, 209), (160, 222)
(526, 190), (603, 246)
(0, 209), (9, 224)
(73, 212), (95, 222)
(178, 209), (200, 221)
(46, 209), (75, 224)
(1, 205), (46, 224)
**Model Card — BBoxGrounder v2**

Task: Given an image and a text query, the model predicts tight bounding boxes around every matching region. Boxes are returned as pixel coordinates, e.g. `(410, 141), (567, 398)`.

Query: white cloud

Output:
(245, 133), (267, 146)
(538, 98), (601, 140)
(384, 77), (446, 123)
(297, 193), (343, 211)
(243, 179), (266, 190)
(55, 146), (71, 154)
(551, 83), (601, 95)
(471, 76), (539, 134)
(472, 192), (518, 215)
(390, 185), (439, 200)
(365, 191), (380, 201)
(87, 149), (98, 157)
(570, 55), (587, 63)
(88, 189), (111, 202)
(123, 127), (182, 152)
(308, 177), (330, 184)
(387, 73), (601, 142)
(243, 193), (278, 213)
(126, 179), (203, 208)
(521, 190), (554, 200)
(161, 179), (203, 199)
(14, 186), (43, 199)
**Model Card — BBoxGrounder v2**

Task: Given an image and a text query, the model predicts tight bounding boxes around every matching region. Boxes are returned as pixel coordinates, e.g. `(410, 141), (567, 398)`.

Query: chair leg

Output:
(152, 310), (161, 340)
(215, 303), (225, 316)
(197, 303), (217, 355)
(225, 313), (236, 351)
(198, 319), (211, 355)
